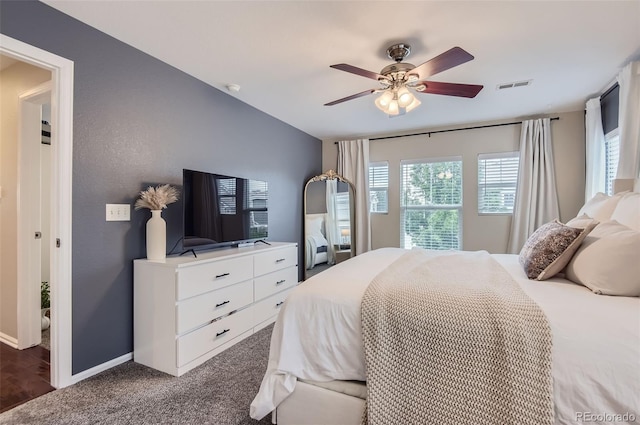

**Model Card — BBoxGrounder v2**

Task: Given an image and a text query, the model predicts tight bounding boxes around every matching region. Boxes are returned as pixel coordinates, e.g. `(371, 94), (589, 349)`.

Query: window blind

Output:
(335, 192), (351, 234)
(369, 162), (389, 213)
(217, 178), (236, 214)
(246, 180), (268, 226)
(400, 158), (462, 250)
(478, 152), (519, 214)
(605, 131), (620, 195)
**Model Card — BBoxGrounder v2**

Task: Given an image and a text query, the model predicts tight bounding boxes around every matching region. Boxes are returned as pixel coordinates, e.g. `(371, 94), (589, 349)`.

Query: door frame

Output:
(1, 34), (74, 388)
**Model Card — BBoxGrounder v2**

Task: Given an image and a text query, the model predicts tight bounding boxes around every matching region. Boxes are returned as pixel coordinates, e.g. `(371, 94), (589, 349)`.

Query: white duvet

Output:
(250, 248), (640, 424)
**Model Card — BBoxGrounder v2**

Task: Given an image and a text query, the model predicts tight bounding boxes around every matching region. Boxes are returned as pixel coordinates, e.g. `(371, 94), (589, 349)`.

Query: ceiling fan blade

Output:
(410, 47), (475, 80)
(325, 89), (377, 106)
(330, 64), (384, 81)
(416, 81), (483, 98)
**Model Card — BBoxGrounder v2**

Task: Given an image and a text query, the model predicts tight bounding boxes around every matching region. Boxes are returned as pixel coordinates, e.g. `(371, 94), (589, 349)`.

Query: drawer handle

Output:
(275, 301), (284, 307)
(276, 279), (286, 286)
(215, 300), (230, 308)
(216, 329), (230, 337)
(215, 272), (230, 279)
(275, 258), (285, 263)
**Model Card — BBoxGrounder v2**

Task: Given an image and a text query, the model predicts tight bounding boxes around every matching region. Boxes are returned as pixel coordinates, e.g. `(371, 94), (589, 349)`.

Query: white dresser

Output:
(133, 242), (298, 376)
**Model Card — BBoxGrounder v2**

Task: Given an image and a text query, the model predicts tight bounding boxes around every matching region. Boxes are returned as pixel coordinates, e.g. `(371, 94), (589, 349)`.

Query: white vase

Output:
(41, 308), (50, 330)
(146, 209), (166, 260)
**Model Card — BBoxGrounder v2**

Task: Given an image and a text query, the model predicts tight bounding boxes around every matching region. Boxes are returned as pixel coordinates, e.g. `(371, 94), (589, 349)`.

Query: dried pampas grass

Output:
(135, 184), (179, 210)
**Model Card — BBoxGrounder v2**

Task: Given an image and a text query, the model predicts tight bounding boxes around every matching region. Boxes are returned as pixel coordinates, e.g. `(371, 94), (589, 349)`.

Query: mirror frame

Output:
(303, 170), (356, 278)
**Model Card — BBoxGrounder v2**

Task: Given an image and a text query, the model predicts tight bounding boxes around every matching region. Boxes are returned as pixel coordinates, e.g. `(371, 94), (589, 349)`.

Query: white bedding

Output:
(304, 234), (328, 269)
(250, 248), (640, 424)
(305, 213), (329, 269)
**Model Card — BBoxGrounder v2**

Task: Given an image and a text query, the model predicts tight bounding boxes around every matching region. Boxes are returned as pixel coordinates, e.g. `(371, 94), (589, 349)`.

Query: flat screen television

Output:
(182, 169), (268, 251)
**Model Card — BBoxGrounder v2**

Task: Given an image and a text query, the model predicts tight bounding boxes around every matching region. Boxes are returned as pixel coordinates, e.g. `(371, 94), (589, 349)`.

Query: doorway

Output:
(0, 56), (56, 413)
(0, 34), (74, 389)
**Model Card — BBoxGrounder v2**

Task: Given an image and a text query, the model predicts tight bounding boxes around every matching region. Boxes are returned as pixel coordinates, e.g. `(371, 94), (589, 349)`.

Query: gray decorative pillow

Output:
(519, 220), (595, 280)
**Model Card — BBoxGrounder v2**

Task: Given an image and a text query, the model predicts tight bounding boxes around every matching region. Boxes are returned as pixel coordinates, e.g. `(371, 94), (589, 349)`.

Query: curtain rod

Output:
(335, 117), (560, 143)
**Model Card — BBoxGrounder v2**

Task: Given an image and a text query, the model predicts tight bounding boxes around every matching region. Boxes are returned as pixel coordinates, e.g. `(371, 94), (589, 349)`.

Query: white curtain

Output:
(616, 61), (640, 179)
(325, 179), (339, 265)
(584, 97), (606, 200)
(337, 139), (371, 255)
(507, 118), (560, 254)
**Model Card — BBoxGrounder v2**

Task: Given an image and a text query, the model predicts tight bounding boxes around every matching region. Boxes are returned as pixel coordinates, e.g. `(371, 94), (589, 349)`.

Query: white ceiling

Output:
(42, 0), (640, 140)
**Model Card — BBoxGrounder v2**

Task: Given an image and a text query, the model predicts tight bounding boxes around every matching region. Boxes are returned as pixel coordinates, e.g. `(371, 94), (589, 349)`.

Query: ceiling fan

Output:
(325, 43), (483, 116)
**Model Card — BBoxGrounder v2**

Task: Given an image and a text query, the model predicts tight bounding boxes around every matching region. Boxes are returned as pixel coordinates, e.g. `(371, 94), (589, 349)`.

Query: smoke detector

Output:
(226, 83), (241, 93)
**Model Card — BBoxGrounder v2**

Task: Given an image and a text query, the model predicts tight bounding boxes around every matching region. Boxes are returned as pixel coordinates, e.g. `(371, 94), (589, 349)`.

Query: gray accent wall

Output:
(1, 1), (322, 374)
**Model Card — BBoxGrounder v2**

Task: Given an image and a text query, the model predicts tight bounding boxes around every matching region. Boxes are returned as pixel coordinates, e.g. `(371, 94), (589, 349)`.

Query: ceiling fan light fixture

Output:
(405, 96), (422, 112)
(375, 90), (394, 110)
(375, 86), (418, 116)
(326, 45), (482, 111)
(397, 86), (414, 108)
(386, 99), (400, 116)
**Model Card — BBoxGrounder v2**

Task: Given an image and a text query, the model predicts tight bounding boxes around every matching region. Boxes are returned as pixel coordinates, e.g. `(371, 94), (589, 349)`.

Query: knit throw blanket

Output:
(361, 249), (554, 425)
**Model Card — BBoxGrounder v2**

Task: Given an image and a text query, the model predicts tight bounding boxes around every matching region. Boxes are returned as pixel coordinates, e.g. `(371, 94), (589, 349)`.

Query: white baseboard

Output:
(69, 352), (133, 385)
(0, 332), (18, 348)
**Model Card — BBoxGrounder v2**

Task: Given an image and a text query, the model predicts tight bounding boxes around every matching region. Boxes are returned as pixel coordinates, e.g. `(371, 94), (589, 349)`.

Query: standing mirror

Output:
(304, 170), (356, 279)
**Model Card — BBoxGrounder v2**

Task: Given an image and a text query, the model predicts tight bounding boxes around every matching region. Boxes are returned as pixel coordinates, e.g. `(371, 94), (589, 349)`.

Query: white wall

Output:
(41, 142), (51, 282)
(41, 103), (51, 282)
(0, 60), (51, 339)
(322, 110), (585, 253)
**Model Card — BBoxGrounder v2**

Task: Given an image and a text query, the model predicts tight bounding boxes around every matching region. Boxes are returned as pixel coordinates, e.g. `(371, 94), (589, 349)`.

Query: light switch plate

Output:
(106, 204), (130, 221)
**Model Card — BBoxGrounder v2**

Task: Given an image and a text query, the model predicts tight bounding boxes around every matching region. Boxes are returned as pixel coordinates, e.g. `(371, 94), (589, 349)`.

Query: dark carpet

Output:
(0, 324), (274, 425)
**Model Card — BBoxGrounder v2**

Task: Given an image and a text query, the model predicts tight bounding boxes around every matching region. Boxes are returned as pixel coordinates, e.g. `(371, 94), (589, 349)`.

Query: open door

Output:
(17, 82), (50, 349)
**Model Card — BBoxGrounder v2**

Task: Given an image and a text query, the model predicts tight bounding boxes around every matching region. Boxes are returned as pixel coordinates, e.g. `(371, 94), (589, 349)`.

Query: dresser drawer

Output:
(254, 246), (297, 277)
(176, 280), (253, 335)
(253, 287), (294, 325)
(254, 266), (298, 301)
(176, 256), (253, 300)
(177, 306), (254, 367)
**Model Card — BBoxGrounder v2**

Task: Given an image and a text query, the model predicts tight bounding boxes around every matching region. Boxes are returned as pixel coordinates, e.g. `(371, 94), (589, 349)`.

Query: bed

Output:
(252, 185), (640, 425)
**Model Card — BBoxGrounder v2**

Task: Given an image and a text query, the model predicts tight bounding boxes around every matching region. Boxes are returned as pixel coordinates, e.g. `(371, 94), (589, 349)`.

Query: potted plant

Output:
(41, 281), (50, 330)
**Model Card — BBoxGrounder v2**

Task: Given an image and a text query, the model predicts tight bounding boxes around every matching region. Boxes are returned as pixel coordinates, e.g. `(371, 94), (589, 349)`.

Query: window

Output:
(335, 189), (351, 237)
(604, 129), (620, 195)
(369, 162), (389, 213)
(601, 84), (619, 196)
(477, 152), (519, 214)
(401, 158), (462, 250)
(217, 178), (236, 214)
(246, 180), (268, 238)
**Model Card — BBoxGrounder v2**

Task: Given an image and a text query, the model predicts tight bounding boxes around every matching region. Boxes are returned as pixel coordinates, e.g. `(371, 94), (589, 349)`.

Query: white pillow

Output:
(577, 192), (625, 222)
(305, 214), (325, 238)
(565, 220), (640, 296)
(566, 213), (599, 230)
(610, 192), (640, 231)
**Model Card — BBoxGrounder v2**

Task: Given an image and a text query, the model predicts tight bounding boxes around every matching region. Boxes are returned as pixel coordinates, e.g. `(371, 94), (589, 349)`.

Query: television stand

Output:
(254, 239), (271, 246)
(133, 242), (299, 376)
(179, 249), (198, 258)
